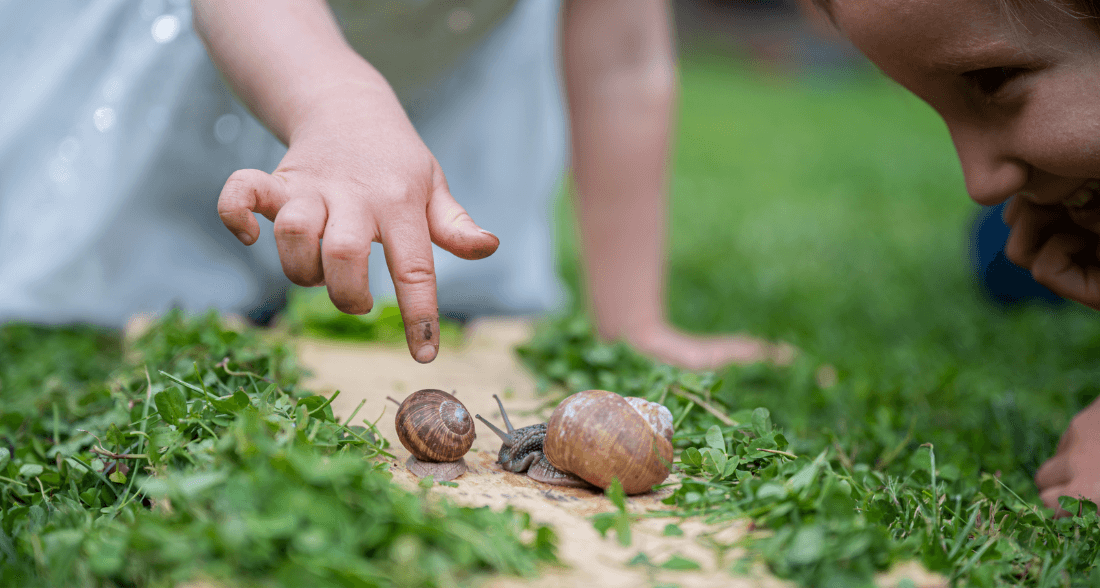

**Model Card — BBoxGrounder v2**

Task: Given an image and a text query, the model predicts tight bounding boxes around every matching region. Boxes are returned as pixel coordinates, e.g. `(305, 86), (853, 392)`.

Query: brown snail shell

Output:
(623, 396), (674, 442)
(393, 389), (475, 481)
(543, 390), (673, 495)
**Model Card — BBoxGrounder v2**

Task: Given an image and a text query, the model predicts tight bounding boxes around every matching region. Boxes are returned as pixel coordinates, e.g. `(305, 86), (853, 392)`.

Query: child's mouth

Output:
(1063, 179), (1100, 209)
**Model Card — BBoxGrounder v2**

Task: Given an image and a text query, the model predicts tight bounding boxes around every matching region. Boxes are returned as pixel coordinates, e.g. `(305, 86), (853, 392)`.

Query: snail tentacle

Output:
(491, 394), (517, 433)
(475, 414), (514, 445)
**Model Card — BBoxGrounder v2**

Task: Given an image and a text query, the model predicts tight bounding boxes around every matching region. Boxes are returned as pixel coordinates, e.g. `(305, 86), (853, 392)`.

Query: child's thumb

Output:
(426, 181), (499, 260)
(217, 169), (292, 245)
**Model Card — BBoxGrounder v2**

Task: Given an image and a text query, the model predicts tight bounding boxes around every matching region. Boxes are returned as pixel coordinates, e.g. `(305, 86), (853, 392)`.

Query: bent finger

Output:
(1039, 487), (1073, 518)
(1004, 199), (1062, 269)
(274, 194), (327, 286)
(1066, 186), (1100, 234)
(426, 164), (499, 260)
(1031, 232), (1100, 308)
(1035, 455), (1072, 491)
(381, 214), (440, 364)
(218, 169), (292, 245)
(321, 197), (377, 316)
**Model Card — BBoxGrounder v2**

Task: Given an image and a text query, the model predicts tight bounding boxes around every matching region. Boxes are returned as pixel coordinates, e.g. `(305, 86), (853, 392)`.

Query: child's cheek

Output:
(1027, 71), (1100, 176)
(1014, 95), (1100, 179)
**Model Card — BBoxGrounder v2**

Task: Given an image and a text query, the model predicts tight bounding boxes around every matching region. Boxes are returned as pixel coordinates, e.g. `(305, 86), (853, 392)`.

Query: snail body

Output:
(477, 390), (674, 495)
(476, 397), (591, 488)
(392, 389), (475, 481)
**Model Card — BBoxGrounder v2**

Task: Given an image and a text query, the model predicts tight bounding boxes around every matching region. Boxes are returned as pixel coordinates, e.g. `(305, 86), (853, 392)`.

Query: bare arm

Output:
(192, 0), (389, 144)
(192, 0), (499, 363)
(563, 0), (783, 369)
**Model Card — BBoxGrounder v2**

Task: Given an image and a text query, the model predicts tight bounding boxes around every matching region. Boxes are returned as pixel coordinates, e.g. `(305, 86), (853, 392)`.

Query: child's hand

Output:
(1035, 396), (1100, 517)
(1003, 196), (1100, 308)
(216, 81), (499, 363)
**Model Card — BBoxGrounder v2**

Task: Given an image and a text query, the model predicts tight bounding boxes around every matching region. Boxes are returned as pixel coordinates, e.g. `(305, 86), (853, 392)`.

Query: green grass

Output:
(535, 52), (1100, 585)
(0, 313), (556, 588)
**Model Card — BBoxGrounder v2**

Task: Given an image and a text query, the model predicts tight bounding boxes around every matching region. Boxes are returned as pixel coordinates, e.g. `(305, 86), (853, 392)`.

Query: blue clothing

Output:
(969, 201), (1064, 306)
(0, 0), (567, 327)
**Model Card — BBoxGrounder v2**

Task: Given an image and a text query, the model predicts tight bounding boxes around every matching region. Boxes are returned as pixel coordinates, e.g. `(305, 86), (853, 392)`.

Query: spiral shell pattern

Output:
(395, 389), (475, 462)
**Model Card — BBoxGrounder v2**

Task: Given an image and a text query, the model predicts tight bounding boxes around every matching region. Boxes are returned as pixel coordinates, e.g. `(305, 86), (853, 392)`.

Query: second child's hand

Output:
(1004, 196), (1100, 308)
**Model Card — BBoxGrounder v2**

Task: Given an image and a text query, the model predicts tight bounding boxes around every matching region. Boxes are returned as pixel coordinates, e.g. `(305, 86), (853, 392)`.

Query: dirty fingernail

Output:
(479, 229), (497, 238)
(414, 344), (437, 363)
(236, 232), (253, 245)
(409, 318), (438, 363)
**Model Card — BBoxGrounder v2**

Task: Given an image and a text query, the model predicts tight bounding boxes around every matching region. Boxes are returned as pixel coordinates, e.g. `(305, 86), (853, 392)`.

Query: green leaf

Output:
(606, 478), (627, 511)
(723, 456), (741, 478)
(678, 372), (705, 392)
(788, 450), (828, 492)
(663, 523), (684, 537)
(660, 554), (701, 570)
(751, 408), (772, 437)
(592, 513), (615, 536)
(787, 525), (826, 565)
(19, 463), (43, 479)
(0, 447), (9, 470)
(701, 448), (727, 477)
(705, 425), (725, 450)
(108, 470), (126, 484)
(614, 515), (632, 547)
(154, 387), (188, 426)
(105, 423), (126, 446)
(681, 447), (703, 468)
(910, 446), (933, 473)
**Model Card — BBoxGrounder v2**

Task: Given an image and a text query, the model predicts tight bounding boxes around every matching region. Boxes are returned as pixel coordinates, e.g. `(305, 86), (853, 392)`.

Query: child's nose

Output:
(951, 129), (1029, 207)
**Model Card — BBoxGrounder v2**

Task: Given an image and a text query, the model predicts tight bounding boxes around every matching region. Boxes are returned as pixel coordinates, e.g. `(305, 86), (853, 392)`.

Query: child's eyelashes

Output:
(961, 66), (1029, 97)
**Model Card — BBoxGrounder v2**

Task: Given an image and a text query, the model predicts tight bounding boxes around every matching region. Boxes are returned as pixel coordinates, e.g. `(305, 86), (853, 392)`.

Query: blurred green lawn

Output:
(557, 52), (1100, 493)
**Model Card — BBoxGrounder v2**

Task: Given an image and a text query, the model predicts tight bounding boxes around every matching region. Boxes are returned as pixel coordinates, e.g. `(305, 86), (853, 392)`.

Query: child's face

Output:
(833, 0), (1100, 208)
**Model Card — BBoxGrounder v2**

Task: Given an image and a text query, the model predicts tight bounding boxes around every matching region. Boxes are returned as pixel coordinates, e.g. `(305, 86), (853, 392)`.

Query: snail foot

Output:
(527, 455), (593, 489)
(406, 455), (467, 481)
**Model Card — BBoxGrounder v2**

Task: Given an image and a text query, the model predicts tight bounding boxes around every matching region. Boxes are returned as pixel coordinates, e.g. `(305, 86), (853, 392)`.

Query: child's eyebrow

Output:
(927, 38), (1029, 70)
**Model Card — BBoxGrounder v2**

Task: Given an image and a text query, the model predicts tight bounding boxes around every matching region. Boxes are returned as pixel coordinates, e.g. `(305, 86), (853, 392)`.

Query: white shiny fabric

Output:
(0, 0), (566, 326)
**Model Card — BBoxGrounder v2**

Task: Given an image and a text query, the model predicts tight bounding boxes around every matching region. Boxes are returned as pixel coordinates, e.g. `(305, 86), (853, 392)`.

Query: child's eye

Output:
(962, 66), (1027, 96)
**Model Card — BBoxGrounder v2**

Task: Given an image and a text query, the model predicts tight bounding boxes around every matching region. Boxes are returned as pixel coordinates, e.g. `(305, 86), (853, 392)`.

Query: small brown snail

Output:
(390, 389), (475, 481)
(477, 390), (674, 495)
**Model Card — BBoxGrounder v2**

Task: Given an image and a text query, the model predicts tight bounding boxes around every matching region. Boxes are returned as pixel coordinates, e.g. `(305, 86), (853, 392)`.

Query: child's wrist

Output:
(282, 66), (405, 143)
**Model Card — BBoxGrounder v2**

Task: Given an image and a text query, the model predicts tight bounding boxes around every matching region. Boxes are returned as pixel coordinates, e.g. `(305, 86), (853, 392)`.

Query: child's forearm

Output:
(563, 0), (677, 340)
(191, 0), (400, 144)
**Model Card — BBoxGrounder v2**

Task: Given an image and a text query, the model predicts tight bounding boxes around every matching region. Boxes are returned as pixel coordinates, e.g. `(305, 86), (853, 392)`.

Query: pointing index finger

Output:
(381, 215), (441, 363)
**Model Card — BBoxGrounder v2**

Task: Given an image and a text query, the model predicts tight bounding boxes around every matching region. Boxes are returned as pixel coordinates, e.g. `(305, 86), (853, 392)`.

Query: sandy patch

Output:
(297, 317), (943, 588)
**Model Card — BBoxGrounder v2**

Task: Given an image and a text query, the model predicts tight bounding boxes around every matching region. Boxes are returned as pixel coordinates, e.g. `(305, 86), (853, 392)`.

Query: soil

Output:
(297, 317), (945, 588)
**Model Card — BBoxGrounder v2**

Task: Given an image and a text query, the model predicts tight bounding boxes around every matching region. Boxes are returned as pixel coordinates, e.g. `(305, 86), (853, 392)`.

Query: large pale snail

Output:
(390, 389), (475, 481)
(477, 390), (674, 495)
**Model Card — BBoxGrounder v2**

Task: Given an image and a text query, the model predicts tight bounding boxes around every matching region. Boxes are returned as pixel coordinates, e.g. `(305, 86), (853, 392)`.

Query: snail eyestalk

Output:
(491, 394), (515, 433)
(476, 414), (514, 446)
